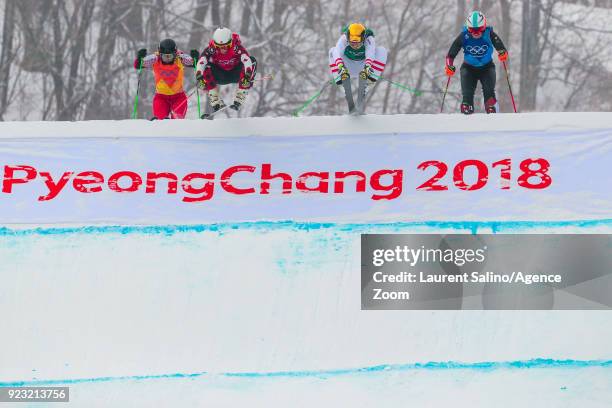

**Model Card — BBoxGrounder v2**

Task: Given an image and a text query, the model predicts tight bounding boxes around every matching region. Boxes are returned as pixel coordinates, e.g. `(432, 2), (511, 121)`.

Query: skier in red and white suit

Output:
(195, 27), (257, 114)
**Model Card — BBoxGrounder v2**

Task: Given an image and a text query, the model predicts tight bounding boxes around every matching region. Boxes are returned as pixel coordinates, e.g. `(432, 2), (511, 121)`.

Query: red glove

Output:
(498, 50), (508, 62)
(445, 56), (456, 77)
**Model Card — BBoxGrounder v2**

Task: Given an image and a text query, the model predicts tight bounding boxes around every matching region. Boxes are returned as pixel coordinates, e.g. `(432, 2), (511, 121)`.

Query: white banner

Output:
(0, 114), (610, 224)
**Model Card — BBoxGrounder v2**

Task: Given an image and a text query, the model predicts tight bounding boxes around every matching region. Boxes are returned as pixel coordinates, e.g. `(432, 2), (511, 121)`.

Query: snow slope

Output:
(2, 111), (612, 138)
(0, 113), (610, 407)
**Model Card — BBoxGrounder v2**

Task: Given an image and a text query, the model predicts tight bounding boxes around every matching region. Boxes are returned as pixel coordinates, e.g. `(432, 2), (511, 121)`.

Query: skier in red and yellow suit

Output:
(134, 39), (195, 119)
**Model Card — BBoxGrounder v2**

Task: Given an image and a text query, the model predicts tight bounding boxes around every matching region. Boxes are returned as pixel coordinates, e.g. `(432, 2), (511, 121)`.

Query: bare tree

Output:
(211, 0), (221, 26)
(188, 0), (211, 49)
(0, 0), (610, 121)
(521, 0), (563, 111)
(0, 0), (17, 119)
(456, 0), (466, 31)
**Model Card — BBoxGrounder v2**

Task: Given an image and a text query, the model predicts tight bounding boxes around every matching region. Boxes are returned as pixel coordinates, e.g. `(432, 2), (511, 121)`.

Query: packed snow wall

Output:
(0, 113), (611, 407)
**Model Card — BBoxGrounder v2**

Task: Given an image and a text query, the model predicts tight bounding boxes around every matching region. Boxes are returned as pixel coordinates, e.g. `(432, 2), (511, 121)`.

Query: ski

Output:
(355, 77), (368, 115)
(342, 80), (356, 114)
(201, 105), (229, 120)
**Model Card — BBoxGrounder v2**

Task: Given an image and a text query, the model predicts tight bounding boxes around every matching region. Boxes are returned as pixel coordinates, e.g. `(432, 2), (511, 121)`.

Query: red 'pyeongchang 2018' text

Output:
(0, 158), (551, 202)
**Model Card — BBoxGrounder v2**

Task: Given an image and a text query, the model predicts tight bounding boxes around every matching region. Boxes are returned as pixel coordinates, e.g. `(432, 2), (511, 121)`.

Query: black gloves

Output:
(136, 48), (147, 67)
(190, 49), (200, 61)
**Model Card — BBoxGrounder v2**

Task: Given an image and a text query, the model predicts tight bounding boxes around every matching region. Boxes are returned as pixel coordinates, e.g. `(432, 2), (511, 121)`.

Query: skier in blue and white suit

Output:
(445, 11), (508, 114)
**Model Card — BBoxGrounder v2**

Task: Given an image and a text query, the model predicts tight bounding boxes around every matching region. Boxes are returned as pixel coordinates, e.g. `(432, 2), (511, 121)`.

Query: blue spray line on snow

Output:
(1, 359), (611, 386)
(0, 371), (208, 387)
(0, 219), (610, 237)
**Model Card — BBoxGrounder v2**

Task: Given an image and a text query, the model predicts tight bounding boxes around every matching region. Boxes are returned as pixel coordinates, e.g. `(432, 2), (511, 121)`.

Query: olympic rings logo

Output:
(465, 45), (489, 56)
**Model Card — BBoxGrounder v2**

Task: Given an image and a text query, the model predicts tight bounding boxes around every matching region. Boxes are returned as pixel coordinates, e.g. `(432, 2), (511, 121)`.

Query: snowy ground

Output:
(5, 364), (612, 407)
(2, 111), (612, 138)
(0, 223), (611, 406)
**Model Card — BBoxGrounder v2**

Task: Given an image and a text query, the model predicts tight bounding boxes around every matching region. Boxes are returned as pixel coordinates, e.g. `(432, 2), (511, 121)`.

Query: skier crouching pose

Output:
(329, 23), (387, 114)
(134, 39), (194, 119)
(445, 11), (508, 114)
(195, 27), (257, 115)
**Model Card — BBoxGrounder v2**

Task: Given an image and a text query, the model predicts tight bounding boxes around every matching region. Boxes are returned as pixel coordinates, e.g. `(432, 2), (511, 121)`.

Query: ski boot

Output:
(335, 63), (350, 85)
(460, 103), (474, 115)
(201, 88), (226, 119)
(355, 66), (377, 114)
(485, 97), (498, 114)
(230, 89), (248, 111)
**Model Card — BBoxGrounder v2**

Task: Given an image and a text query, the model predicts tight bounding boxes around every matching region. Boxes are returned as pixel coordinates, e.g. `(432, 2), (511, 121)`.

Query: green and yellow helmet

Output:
(347, 23), (367, 43)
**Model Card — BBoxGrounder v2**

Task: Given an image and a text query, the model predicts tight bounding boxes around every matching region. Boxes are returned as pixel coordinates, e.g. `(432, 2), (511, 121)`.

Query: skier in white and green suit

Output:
(328, 23), (387, 113)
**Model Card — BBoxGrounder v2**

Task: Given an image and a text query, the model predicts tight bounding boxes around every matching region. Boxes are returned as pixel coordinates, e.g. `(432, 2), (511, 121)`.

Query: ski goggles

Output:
(467, 26), (486, 35)
(160, 53), (175, 62)
(214, 40), (232, 50)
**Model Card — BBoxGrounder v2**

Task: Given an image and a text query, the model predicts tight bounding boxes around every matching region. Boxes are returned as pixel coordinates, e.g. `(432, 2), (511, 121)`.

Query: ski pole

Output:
(168, 87), (199, 118)
(502, 61), (517, 113)
(440, 76), (451, 113)
(189, 50), (202, 118)
(193, 67), (202, 118)
(132, 61), (143, 119)
(254, 73), (275, 82)
(378, 77), (422, 96)
(292, 80), (333, 117)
